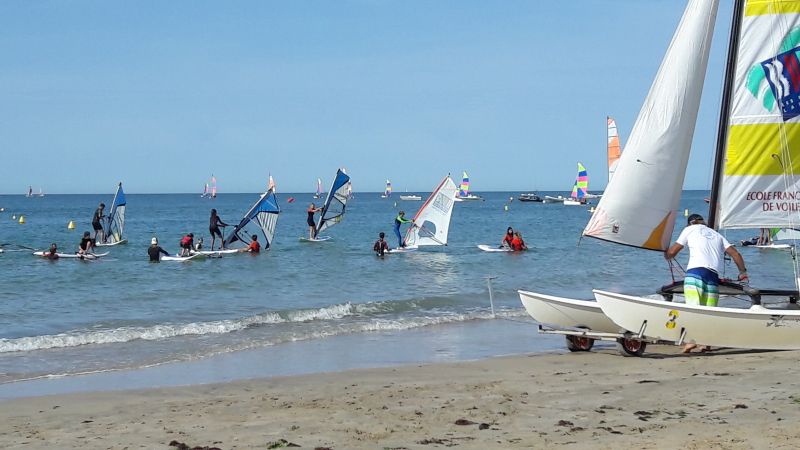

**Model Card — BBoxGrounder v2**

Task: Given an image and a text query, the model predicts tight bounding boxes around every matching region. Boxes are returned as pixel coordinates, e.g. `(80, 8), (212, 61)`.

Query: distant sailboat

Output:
(210, 175), (217, 199)
(454, 171), (483, 201)
(563, 163), (588, 205)
(313, 178), (323, 199)
(26, 186), (33, 198)
(607, 116), (622, 184)
(201, 183), (210, 198)
(381, 179), (392, 198)
(96, 182), (127, 247)
(268, 174), (276, 193)
(37, 187), (45, 198)
(305, 169), (351, 241)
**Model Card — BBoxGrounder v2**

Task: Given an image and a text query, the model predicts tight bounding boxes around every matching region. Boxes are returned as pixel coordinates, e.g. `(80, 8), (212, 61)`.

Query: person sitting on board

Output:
(307, 203), (322, 239)
(664, 213), (748, 353)
(501, 227), (515, 249)
(209, 209), (229, 251)
(42, 243), (59, 260)
(194, 237), (204, 251)
(92, 202), (106, 243)
(78, 231), (95, 255)
(510, 231), (528, 251)
(740, 228), (771, 247)
(394, 211), (414, 248)
(373, 232), (390, 256)
(240, 234), (261, 253)
(179, 233), (195, 257)
(148, 237), (169, 262)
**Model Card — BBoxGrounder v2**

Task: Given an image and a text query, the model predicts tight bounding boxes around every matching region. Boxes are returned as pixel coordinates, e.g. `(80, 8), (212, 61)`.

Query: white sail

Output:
(316, 169), (351, 236)
(583, 0), (719, 250)
(224, 188), (280, 249)
(717, 3), (800, 229)
(404, 175), (458, 246)
(607, 116), (621, 183)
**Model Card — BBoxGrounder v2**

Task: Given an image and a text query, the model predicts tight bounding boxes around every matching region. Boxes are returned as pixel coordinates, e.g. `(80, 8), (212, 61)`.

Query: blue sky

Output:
(0, 1), (733, 194)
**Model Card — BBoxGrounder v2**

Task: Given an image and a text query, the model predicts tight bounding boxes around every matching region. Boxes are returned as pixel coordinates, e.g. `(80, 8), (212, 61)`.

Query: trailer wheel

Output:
(566, 334), (594, 352)
(616, 337), (646, 357)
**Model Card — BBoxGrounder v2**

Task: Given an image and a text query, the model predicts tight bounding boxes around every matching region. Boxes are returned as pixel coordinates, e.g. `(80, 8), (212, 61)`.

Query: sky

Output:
(0, 0), (734, 194)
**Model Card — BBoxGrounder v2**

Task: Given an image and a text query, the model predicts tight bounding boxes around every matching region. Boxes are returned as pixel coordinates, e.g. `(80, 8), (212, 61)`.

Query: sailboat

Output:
(210, 175), (217, 199)
(607, 116), (622, 185)
(563, 163), (589, 206)
(37, 188), (45, 198)
(201, 183), (210, 198)
(528, 0), (800, 353)
(313, 178), (323, 199)
(221, 186), (280, 251)
(454, 171), (483, 201)
(301, 169), (351, 242)
(26, 186), (33, 198)
(394, 175), (458, 252)
(95, 182), (127, 247)
(381, 179), (392, 198)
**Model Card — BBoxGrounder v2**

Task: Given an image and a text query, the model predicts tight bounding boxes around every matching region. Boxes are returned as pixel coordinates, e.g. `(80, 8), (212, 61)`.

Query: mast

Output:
(707, 0), (744, 229)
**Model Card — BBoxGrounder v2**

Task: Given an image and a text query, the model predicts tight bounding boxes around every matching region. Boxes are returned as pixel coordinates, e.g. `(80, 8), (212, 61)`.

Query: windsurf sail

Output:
(570, 163), (588, 199)
(384, 179), (392, 197)
(210, 175), (217, 198)
(268, 174), (276, 193)
(607, 117), (622, 183)
(223, 187), (280, 249)
(104, 182), (126, 244)
(202, 183), (209, 197)
(458, 171), (470, 197)
(315, 169), (351, 237)
(403, 175), (458, 246)
(315, 178), (323, 197)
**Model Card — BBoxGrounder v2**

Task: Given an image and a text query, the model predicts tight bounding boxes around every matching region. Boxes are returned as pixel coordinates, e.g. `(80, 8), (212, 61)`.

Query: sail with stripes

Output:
(315, 169), (351, 237)
(104, 182), (126, 244)
(210, 175), (217, 198)
(607, 117), (622, 183)
(383, 179), (392, 197)
(403, 175), (458, 247)
(223, 187), (280, 249)
(570, 163), (588, 199)
(458, 172), (470, 197)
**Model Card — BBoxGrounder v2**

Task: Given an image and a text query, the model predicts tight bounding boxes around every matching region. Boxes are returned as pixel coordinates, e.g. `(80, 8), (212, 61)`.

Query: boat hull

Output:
(594, 289), (800, 350)
(518, 290), (619, 333)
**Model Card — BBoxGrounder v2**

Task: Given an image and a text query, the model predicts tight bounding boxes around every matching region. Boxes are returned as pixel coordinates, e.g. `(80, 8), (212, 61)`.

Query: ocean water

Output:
(0, 190), (794, 390)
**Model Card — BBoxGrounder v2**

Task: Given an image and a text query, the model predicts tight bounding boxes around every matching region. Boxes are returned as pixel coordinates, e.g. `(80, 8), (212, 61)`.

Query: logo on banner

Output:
(762, 46), (800, 121)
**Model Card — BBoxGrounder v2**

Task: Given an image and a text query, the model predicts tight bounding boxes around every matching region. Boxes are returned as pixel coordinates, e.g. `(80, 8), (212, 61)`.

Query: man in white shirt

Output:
(664, 214), (749, 352)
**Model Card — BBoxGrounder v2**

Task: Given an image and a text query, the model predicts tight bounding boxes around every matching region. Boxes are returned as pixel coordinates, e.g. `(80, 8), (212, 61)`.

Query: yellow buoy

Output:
(684, 209), (689, 217)
(18, 215), (25, 224)
(68, 220), (76, 230)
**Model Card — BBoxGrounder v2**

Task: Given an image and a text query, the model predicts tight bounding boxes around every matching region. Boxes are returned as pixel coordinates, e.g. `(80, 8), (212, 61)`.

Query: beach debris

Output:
(478, 423), (490, 430)
(266, 439), (301, 448)
(734, 404), (749, 409)
(634, 410), (654, 421)
(637, 379), (659, 384)
(454, 419), (476, 425)
(168, 441), (221, 450)
(314, 447), (333, 450)
(417, 438), (446, 445)
(556, 420), (574, 427)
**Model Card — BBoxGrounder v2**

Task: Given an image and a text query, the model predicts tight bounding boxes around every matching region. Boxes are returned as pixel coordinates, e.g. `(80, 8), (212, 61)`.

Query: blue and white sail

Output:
(315, 169), (351, 237)
(224, 187), (280, 249)
(101, 182), (127, 245)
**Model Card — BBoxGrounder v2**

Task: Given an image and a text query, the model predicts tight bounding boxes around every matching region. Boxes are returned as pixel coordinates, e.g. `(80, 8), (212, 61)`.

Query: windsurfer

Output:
(241, 234), (261, 253)
(664, 214), (748, 353)
(209, 209), (229, 250)
(148, 237), (169, 262)
(92, 202), (106, 243)
(373, 232), (390, 256)
(307, 203), (322, 239)
(394, 211), (414, 248)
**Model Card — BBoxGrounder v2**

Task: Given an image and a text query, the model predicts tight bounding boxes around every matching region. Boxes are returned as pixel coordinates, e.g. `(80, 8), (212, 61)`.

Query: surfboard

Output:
(477, 244), (512, 253)
(299, 236), (332, 242)
(388, 245), (418, 253)
(95, 239), (128, 247)
(161, 253), (206, 262)
(33, 251), (109, 260)
(193, 249), (240, 255)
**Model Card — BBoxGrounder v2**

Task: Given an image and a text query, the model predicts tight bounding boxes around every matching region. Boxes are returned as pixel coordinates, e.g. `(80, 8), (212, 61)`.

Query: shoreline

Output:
(3, 347), (799, 449)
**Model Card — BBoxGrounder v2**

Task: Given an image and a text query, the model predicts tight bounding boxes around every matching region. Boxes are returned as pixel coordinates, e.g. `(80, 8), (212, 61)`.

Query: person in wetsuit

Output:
(394, 211), (414, 248)
(148, 237), (169, 262)
(78, 231), (95, 255)
(209, 209), (229, 251)
(307, 203), (322, 239)
(373, 232), (390, 256)
(92, 203), (106, 243)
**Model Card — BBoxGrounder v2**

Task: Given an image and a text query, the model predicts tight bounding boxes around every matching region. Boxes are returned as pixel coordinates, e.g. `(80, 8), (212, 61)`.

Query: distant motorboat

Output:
(400, 195), (422, 201)
(518, 193), (543, 202)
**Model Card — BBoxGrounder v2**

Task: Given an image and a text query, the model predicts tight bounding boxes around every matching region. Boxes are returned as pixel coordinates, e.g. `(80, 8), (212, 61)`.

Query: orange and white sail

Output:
(607, 116), (622, 183)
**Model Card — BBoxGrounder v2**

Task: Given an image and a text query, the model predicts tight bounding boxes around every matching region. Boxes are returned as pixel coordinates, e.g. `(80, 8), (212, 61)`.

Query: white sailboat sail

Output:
(315, 169), (351, 237)
(583, 0), (718, 250)
(607, 116), (622, 183)
(403, 175), (458, 247)
(103, 182), (126, 244)
(223, 187), (280, 249)
(716, 1), (800, 230)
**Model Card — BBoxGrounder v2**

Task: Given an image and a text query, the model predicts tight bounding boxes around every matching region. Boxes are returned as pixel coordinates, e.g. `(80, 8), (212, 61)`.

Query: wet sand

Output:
(2, 346), (800, 449)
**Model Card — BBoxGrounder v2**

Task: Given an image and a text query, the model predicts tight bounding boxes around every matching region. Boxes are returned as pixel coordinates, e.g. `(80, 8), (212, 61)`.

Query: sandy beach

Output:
(3, 346), (800, 449)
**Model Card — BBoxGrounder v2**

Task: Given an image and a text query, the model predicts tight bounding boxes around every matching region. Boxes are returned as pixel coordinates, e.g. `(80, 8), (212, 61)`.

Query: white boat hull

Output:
(518, 290), (619, 333)
(95, 239), (128, 247)
(563, 199), (585, 206)
(594, 289), (800, 350)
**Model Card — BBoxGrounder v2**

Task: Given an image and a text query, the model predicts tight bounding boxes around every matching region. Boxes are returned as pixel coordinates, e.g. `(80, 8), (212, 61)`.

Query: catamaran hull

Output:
(594, 289), (800, 350)
(518, 290), (619, 332)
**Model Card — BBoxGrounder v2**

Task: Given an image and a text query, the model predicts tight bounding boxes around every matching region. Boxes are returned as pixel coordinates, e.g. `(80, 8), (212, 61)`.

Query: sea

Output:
(0, 190), (795, 398)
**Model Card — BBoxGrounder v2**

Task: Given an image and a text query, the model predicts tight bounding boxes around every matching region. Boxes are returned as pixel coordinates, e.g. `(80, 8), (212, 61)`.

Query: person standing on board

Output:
(664, 213), (749, 353)
(209, 209), (229, 251)
(148, 237), (169, 262)
(307, 203), (322, 239)
(92, 202), (106, 243)
(373, 232), (390, 256)
(394, 211), (414, 248)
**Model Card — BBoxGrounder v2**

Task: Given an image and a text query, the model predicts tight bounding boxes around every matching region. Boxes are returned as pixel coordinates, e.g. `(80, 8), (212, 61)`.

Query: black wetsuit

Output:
(79, 237), (94, 252)
(209, 215), (227, 238)
(148, 245), (169, 261)
(307, 209), (316, 227)
(92, 208), (104, 231)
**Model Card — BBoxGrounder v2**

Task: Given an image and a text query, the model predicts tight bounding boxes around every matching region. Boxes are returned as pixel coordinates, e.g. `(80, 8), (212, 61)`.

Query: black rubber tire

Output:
(566, 335), (595, 352)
